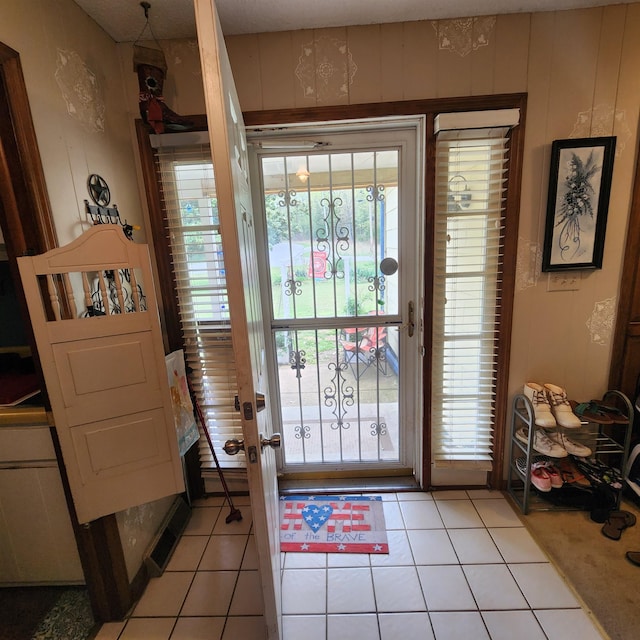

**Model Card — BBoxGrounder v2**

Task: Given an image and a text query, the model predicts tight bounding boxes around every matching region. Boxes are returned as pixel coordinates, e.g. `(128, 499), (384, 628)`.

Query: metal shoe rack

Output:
(506, 390), (633, 514)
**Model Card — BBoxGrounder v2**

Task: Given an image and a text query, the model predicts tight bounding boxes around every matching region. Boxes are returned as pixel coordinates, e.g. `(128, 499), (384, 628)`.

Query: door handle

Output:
(260, 433), (281, 451)
(223, 438), (245, 455)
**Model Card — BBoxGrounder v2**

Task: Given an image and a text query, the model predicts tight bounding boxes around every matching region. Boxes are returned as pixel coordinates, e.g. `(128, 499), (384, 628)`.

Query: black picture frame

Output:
(542, 136), (616, 272)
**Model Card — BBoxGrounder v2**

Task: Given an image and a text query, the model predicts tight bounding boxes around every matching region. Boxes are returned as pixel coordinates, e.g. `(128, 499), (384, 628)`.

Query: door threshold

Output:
(279, 476), (420, 495)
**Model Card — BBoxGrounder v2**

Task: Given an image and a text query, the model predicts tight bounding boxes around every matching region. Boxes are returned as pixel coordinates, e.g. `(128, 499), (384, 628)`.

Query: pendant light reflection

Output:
(296, 165), (310, 183)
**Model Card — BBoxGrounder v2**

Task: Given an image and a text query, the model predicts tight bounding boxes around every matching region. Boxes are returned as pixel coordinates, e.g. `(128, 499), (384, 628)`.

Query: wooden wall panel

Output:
(593, 6), (626, 117)
(257, 31), (297, 110)
(402, 21), (438, 100)
(546, 9), (602, 139)
(226, 34), (263, 112)
(379, 23), (405, 102)
(493, 13), (531, 95)
(346, 25), (382, 105)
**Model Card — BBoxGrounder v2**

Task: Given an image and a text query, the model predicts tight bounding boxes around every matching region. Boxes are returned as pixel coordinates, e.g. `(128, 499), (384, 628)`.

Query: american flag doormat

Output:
(279, 495), (389, 553)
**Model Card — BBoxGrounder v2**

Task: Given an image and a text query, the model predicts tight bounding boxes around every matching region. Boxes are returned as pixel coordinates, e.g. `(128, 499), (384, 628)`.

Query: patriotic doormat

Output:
(280, 495), (389, 553)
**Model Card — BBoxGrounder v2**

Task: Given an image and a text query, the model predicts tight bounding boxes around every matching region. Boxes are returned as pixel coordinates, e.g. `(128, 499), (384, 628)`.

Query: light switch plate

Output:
(547, 272), (581, 291)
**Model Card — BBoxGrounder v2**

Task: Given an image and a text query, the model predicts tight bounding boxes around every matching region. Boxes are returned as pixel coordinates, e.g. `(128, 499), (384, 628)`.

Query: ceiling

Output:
(74, 0), (635, 41)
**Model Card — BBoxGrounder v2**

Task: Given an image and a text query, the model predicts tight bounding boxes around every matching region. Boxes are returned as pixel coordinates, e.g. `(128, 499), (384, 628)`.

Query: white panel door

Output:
(194, 0), (282, 637)
(17, 225), (185, 524)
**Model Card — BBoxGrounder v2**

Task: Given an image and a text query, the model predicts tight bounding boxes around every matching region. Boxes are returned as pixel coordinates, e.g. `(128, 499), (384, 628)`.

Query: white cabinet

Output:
(0, 412), (83, 584)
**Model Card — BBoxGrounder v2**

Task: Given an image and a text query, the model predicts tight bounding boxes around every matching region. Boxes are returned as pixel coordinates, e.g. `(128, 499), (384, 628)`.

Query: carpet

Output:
(0, 586), (95, 640)
(515, 493), (640, 640)
(280, 495), (388, 553)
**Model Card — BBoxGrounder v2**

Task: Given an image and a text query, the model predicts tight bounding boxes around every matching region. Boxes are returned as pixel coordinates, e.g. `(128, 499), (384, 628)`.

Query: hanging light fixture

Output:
(296, 166), (310, 183)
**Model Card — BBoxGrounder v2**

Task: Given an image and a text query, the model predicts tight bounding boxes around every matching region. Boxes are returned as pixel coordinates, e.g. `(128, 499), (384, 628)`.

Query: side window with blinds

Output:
(431, 111), (518, 471)
(154, 142), (245, 468)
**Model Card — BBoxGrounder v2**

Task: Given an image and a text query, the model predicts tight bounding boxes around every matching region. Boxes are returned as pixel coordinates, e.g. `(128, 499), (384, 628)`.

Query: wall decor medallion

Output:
(54, 49), (105, 133)
(295, 36), (358, 102)
(432, 17), (496, 57)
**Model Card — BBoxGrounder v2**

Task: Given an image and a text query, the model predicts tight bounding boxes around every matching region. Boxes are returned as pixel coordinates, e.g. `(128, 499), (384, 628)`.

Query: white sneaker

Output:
(546, 431), (592, 457)
(515, 427), (568, 458)
(544, 383), (582, 429)
(524, 382), (556, 428)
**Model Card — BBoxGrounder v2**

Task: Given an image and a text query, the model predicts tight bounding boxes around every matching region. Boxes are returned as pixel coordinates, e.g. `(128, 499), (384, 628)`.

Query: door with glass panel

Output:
(252, 123), (423, 475)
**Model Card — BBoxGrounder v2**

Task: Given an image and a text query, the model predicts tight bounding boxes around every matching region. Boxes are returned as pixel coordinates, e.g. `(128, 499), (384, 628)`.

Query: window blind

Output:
(155, 142), (245, 469)
(432, 120), (513, 470)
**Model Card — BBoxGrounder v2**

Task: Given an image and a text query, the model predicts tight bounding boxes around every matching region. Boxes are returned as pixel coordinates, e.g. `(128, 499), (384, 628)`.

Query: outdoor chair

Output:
(340, 325), (388, 379)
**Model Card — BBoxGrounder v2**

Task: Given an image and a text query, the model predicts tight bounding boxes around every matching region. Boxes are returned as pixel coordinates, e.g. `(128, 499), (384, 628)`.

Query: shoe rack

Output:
(507, 390), (633, 514)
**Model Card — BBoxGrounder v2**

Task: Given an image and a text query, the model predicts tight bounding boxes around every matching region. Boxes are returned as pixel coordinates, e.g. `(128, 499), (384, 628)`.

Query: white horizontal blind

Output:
(155, 143), (245, 468)
(432, 124), (511, 470)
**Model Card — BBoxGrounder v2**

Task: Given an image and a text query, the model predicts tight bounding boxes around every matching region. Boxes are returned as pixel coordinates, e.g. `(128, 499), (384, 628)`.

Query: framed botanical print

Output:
(542, 136), (616, 271)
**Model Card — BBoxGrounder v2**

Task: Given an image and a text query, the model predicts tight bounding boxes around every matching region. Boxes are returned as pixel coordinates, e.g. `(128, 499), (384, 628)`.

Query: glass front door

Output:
(252, 122), (423, 476)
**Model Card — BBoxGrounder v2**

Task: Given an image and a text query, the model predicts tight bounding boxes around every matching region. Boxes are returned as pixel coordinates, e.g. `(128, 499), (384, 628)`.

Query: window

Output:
(431, 110), (519, 470)
(152, 139), (245, 469)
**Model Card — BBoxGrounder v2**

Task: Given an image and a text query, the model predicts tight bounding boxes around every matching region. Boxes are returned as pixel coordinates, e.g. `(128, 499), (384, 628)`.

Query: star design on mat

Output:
(369, 496), (381, 501)
(373, 544), (383, 551)
(300, 543), (309, 550)
(339, 496), (347, 501)
(337, 544), (347, 551)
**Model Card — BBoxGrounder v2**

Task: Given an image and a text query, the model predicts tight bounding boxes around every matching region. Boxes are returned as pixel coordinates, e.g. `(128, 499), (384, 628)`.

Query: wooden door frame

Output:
(609, 139), (640, 400)
(0, 41), (136, 622)
(138, 93), (526, 491)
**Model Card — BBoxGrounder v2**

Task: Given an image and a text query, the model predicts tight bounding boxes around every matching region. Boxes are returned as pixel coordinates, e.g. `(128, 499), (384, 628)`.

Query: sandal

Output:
(588, 400), (629, 424)
(602, 510), (636, 540)
(572, 401), (614, 424)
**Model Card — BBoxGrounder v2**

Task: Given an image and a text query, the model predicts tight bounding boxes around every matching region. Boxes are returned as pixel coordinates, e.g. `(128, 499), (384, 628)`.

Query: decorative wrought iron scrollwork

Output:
(371, 422), (387, 437)
(368, 274), (386, 294)
(324, 360), (354, 430)
(295, 424), (311, 439)
(278, 189), (297, 207)
(366, 184), (385, 202)
(365, 343), (387, 367)
(289, 349), (306, 378)
(284, 277), (302, 297)
(316, 196), (350, 279)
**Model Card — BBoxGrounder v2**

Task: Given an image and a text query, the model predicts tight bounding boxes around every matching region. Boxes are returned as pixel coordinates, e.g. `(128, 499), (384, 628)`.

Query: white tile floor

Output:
(95, 490), (605, 640)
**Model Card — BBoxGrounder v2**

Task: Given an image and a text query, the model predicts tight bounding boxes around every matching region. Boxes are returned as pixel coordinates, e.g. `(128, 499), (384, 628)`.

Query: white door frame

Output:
(248, 117), (425, 482)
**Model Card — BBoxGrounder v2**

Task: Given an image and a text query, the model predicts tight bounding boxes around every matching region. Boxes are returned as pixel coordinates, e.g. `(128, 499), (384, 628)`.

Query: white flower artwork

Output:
(55, 49), (105, 133)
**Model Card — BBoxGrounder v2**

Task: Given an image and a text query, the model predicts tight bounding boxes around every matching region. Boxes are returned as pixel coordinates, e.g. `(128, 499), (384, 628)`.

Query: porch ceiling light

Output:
(296, 166), (310, 183)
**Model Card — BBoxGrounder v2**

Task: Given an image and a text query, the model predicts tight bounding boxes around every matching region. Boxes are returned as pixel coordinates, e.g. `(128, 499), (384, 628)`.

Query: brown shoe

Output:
(625, 551), (640, 566)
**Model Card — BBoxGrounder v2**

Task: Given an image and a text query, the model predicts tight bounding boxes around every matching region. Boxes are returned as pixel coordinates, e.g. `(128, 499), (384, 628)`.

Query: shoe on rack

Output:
(524, 382), (557, 428)
(515, 427), (568, 457)
(572, 401), (614, 424)
(515, 456), (552, 492)
(533, 458), (563, 488)
(546, 431), (592, 457)
(544, 383), (582, 428)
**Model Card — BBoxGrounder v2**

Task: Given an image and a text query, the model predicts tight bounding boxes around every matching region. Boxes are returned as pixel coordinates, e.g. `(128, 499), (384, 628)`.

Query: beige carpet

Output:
(514, 493), (640, 640)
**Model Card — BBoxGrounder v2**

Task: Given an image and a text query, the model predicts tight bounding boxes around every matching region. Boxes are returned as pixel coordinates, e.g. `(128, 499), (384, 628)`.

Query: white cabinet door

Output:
(194, 1), (282, 637)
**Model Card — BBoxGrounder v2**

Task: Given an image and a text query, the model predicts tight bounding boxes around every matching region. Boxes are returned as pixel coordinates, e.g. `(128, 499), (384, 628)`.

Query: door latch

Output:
(234, 393), (266, 420)
(408, 300), (415, 337)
